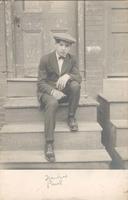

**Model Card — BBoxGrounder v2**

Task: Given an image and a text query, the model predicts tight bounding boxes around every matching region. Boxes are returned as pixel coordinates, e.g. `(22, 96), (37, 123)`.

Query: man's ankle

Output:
(68, 114), (75, 119)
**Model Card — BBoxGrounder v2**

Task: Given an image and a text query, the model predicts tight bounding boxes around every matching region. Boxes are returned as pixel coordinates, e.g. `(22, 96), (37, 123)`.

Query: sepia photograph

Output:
(0, 0), (128, 199)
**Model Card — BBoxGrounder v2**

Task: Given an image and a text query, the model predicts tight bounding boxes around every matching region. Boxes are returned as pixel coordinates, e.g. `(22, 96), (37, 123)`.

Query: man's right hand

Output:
(51, 89), (66, 100)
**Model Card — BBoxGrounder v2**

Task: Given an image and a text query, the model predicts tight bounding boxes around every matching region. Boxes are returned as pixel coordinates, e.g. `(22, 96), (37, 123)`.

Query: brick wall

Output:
(0, 1), (6, 127)
(85, 1), (105, 98)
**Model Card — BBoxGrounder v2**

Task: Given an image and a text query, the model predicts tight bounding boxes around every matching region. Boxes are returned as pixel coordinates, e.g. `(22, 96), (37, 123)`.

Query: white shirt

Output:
(56, 52), (64, 74)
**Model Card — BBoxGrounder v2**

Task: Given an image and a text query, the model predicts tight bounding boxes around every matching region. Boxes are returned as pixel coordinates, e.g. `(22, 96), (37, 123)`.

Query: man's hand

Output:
(51, 89), (66, 100)
(56, 74), (71, 90)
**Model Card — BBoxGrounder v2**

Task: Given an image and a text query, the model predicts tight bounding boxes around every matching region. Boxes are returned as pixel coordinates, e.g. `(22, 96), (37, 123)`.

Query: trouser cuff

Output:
(45, 139), (54, 144)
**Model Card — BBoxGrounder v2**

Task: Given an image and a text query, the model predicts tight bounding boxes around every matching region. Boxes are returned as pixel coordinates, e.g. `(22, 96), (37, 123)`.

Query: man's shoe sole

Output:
(45, 154), (55, 163)
(69, 126), (78, 132)
(68, 122), (78, 132)
(70, 127), (78, 132)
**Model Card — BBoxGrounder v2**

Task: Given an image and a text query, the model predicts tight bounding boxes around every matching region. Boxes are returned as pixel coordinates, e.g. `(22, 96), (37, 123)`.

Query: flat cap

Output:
(53, 32), (76, 44)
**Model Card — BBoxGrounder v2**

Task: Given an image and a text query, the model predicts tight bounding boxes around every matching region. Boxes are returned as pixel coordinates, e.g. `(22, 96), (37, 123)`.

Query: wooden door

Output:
(107, 1), (128, 77)
(13, 1), (77, 78)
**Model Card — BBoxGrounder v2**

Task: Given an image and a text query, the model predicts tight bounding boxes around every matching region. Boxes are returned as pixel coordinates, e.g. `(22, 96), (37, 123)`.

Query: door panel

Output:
(23, 32), (42, 76)
(108, 1), (128, 77)
(14, 1), (77, 78)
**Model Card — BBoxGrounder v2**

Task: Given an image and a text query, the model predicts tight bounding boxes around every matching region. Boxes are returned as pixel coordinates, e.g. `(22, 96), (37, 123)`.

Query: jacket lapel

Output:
(50, 52), (71, 76)
(50, 51), (60, 75)
(61, 54), (71, 75)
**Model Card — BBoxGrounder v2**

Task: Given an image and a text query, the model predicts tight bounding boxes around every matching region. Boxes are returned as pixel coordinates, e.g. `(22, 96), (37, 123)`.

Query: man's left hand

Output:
(56, 74), (71, 90)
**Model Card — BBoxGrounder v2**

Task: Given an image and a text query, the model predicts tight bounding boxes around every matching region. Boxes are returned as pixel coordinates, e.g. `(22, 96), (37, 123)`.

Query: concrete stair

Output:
(0, 122), (103, 150)
(0, 78), (111, 169)
(4, 97), (98, 123)
(110, 120), (128, 147)
(98, 77), (128, 168)
(107, 120), (128, 169)
(103, 78), (128, 99)
(113, 147), (128, 169)
(0, 149), (111, 169)
(7, 78), (37, 97)
(98, 94), (128, 120)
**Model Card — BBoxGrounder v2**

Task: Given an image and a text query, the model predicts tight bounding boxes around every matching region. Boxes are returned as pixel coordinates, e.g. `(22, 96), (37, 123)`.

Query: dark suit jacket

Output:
(37, 51), (82, 101)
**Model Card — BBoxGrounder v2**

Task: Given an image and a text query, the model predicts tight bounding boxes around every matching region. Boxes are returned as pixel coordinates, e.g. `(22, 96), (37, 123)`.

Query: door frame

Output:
(5, 0), (16, 78)
(104, 1), (128, 78)
(5, 0), (86, 94)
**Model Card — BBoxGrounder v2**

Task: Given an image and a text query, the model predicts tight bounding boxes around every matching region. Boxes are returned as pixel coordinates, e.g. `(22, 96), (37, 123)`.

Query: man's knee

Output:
(69, 81), (81, 93)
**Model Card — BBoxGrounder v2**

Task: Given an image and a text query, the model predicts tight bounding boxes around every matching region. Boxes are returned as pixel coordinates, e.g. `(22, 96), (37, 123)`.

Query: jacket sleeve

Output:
(37, 56), (53, 95)
(68, 56), (82, 84)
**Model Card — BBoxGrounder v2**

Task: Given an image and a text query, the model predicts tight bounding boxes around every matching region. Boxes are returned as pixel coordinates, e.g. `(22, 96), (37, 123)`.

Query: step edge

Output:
(98, 93), (128, 102)
(0, 150), (112, 162)
(4, 101), (99, 108)
(0, 122), (102, 133)
(7, 78), (37, 82)
(115, 147), (128, 160)
(0, 161), (111, 164)
(111, 120), (128, 129)
(4, 97), (99, 107)
(0, 130), (102, 134)
(4, 104), (98, 108)
(105, 76), (128, 79)
(104, 77), (128, 81)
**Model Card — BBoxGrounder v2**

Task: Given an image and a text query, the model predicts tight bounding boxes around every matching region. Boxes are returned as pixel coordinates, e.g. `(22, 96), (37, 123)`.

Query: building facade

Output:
(0, 1), (128, 168)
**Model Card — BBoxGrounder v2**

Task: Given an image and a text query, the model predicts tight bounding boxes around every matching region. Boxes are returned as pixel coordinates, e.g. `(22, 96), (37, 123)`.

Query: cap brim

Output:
(53, 33), (76, 44)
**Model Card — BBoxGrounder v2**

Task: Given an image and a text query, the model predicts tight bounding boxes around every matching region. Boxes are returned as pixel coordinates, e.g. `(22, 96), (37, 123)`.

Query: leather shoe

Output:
(45, 142), (55, 162)
(67, 116), (78, 132)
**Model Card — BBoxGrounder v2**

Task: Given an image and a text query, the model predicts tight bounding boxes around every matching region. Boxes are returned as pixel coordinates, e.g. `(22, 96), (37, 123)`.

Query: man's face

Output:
(55, 40), (71, 57)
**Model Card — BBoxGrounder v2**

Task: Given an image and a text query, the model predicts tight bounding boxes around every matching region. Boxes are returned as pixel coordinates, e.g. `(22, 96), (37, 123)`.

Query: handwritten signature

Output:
(44, 174), (68, 188)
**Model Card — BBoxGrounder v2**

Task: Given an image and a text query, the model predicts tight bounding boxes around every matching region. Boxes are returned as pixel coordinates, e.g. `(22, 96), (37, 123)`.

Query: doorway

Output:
(12, 1), (77, 78)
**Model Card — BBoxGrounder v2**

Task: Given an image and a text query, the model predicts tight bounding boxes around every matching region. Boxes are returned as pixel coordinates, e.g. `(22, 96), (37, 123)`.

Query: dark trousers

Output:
(41, 81), (81, 142)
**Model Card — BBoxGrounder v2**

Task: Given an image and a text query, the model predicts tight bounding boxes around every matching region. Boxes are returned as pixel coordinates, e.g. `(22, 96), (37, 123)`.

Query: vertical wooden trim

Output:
(1, 0), (6, 72)
(105, 1), (112, 77)
(0, 0), (7, 126)
(103, 1), (109, 78)
(77, 1), (87, 97)
(5, 0), (15, 78)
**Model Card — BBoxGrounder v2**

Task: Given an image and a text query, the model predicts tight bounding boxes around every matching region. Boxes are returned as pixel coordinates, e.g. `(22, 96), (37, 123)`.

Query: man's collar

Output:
(56, 51), (66, 60)
(56, 51), (60, 61)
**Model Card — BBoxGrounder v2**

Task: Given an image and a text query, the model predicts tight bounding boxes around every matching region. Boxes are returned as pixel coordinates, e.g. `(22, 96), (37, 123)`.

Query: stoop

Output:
(98, 77), (128, 169)
(0, 78), (111, 169)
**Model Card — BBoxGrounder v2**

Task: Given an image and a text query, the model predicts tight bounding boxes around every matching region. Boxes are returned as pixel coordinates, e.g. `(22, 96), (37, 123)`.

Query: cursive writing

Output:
(44, 174), (68, 188)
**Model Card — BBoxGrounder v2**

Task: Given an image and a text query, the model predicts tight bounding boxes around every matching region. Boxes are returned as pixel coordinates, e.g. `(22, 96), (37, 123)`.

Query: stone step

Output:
(98, 94), (128, 120)
(7, 78), (86, 98)
(110, 120), (128, 147)
(7, 78), (37, 97)
(0, 122), (103, 150)
(4, 97), (98, 123)
(112, 147), (128, 169)
(0, 149), (111, 169)
(103, 120), (128, 150)
(99, 119), (128, 169)
(108, 73), (128, 78)
(103, 78), (128, 99)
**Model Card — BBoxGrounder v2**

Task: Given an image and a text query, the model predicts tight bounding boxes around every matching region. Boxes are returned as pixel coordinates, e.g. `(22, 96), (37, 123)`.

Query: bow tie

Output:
(58, 56), (65, 60)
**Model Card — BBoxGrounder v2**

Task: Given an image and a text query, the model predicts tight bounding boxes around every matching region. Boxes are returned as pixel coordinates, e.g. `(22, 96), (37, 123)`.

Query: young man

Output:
(37, 32), (82, 162)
